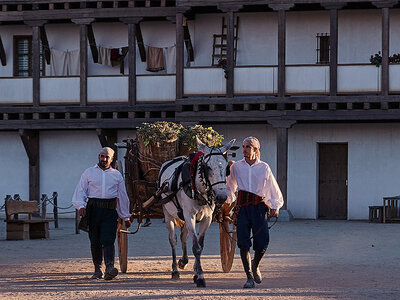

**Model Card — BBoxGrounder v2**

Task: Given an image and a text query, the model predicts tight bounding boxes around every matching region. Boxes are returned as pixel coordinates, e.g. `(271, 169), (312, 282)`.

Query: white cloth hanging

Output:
(165, 45), (176, 74)
(67, 49), (80, 76)
(98, 46), (112, 66)
(49, 49), (68, 76)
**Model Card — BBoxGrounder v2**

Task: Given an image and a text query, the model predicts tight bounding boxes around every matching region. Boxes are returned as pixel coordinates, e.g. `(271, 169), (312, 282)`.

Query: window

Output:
(316, 33), (330, 64)
(13, 35), (45, 76)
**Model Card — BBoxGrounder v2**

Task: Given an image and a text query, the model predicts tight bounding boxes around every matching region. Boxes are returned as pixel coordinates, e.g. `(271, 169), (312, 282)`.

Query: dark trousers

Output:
(88, 206), (118, 248)
(237, 203), (269, 252)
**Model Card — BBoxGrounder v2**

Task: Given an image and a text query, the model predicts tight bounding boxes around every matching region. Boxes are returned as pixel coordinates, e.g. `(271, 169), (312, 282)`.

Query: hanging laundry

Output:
(49, 49), (67, 76)
(98, 46), (112, 66)
(67, 49), (80, 76)
(146, 46), (165, 72)
(165, 45), (176, 74)
(111, 47), (129, 74)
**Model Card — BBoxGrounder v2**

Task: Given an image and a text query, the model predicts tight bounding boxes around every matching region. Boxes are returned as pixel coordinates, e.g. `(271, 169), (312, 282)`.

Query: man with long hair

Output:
(226, 136), (283, 288)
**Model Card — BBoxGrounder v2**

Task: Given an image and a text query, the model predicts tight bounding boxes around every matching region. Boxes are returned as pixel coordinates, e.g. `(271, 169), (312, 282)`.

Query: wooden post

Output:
(329, 8), (338, 96)
(176, 12), (184, 99)
(372, 1), (396, 95)
(19, 129), (40, 204)
(41, 194), (47, 219)
(226, 10), (235, 98)
(268, 120), (296, 210)
(120, 17), (142, 107)
(269, 4), (293, 98)
(53, 192), (58, 228)
(25, 20), (47, 107)
(72, 18), (95, 106)
(382, 7), (390, 96)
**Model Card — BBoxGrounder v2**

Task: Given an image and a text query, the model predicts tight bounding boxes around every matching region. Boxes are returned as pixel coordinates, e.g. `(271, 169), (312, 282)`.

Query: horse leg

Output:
(185, 216), (206, 287)
(165, 213), (180, 280)
(178, 224), (189, 270)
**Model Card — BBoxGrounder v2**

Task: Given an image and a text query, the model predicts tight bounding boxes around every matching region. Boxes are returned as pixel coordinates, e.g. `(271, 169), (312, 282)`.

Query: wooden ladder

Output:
(212, 16), (239, 66)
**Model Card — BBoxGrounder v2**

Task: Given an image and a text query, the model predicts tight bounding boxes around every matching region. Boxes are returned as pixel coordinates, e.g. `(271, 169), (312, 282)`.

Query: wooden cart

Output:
(115, 139), (237, 274)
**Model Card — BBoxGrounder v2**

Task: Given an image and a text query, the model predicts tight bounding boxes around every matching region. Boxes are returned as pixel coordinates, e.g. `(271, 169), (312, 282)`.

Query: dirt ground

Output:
(0, 218), (399, 300)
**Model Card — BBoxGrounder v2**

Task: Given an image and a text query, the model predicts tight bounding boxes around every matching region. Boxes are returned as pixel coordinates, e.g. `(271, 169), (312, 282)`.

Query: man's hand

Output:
(269, 209), (279, 218)
(125, 220), (131, 228)
(78, 208), (86, 217)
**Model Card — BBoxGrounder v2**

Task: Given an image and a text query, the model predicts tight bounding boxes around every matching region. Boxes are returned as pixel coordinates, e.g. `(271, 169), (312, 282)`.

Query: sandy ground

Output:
(0, 218), (399, 300)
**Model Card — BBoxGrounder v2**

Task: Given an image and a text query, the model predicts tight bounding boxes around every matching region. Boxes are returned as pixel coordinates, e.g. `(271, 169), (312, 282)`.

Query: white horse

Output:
(158, 137), (235, 287)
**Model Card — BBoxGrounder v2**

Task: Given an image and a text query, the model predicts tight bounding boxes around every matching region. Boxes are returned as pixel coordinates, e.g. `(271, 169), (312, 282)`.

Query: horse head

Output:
(196, 137), (236, 207)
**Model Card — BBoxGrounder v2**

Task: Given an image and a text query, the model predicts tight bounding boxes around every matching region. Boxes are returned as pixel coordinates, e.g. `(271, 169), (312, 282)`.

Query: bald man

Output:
(226, 137), (283, 288)
(72, 147), (131, 280)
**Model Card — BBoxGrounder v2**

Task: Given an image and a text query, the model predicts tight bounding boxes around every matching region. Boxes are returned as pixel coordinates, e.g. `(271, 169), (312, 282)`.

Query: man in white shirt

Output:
(72, 147), (131, 280)
(226, 137), (283, 288)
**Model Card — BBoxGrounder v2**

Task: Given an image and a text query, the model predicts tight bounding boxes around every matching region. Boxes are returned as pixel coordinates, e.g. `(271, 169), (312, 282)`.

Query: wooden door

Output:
(318, 143), (348, 220)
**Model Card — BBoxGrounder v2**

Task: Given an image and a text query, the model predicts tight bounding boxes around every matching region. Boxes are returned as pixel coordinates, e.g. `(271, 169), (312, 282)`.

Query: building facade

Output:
(1, 0), (399, 220)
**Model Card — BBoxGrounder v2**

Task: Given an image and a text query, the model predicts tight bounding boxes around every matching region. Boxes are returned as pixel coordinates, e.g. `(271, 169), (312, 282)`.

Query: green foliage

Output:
(136, 122), (224, 151)
(136, 122), (183, 146)
(179, 125), (224, 150)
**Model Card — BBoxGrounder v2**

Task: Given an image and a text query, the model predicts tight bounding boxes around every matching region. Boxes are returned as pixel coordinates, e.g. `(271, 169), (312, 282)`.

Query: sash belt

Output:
(87, 197), (117, 210)
(237, 190), (263, 207)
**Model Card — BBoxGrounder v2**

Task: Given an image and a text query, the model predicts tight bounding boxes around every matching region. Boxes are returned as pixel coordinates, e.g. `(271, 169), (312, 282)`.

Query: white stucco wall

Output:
(288, 123), (400, 220)
(0, 132), (29, 206)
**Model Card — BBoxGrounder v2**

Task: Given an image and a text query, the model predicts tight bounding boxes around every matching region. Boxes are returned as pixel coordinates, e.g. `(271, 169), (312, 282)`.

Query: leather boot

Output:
(90, 245), (103, 279)
(252, 250), (265, 284)
(240, 248), (255, 288)
(103, 245), (118, 280)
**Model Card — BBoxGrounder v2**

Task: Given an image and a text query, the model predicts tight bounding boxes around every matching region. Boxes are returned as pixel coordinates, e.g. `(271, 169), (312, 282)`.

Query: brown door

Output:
(318, 143), (348, 220)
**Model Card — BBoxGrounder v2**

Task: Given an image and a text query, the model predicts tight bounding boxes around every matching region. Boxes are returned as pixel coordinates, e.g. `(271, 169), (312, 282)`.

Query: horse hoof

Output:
(193, 275), (198, 283)
(196, 278), (206, 288)
(178, 259), (188, 270)
(171, 271), (180, 280)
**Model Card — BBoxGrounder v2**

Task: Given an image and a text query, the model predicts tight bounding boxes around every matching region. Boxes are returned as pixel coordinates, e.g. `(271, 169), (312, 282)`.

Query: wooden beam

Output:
(381, 7), (390, 96)
(19, 129), (40, 203)
(0, 34), (6, 66)
(176, 13), (184, 99)
(183, 23), (194, 62)
(96, 129), (118, 163)
(87, 24), (99, 63)
(329, 8), (338, 96)
(135, 23), (146, 62)
(128, 23), (137, 106)
(32, 25), (41, 106)
(39, 26), (50, 65)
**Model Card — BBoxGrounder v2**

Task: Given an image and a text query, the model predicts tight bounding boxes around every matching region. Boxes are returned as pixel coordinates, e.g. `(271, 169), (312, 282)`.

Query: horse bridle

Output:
(198, 148), (228, 197)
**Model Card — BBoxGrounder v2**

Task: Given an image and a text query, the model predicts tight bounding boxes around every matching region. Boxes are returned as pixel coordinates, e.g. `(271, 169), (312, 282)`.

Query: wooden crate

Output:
(383, 196), (400, 223)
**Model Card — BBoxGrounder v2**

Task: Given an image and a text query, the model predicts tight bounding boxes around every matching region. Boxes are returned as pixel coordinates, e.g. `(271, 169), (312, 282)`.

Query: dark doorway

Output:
(318, 143), (348, 220)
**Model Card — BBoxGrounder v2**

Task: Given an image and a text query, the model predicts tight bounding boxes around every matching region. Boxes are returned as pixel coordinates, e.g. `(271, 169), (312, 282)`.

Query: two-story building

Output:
(1, 0), (399, 220)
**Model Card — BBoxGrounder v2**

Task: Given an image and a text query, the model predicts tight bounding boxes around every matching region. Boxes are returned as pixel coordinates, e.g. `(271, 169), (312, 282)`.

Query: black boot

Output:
(240, 248), (255, 288)
(103, 245), (118, 280)
(90, 245), (103, 279)
(252, 250), (265, 284)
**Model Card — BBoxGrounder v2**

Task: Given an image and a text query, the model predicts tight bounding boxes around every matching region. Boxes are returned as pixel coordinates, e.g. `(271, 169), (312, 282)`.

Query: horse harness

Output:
(158, 149), (228, 221)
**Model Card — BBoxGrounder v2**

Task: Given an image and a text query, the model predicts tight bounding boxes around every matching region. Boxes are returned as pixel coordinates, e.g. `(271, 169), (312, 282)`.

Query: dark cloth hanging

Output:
(146, 46), (165, 72)
(110, 47), (129, 74)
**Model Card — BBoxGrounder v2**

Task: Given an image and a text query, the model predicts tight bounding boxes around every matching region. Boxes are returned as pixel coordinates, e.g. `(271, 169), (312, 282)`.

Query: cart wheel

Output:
(117, 218), (128, 273)
(219, 219), (237, 273)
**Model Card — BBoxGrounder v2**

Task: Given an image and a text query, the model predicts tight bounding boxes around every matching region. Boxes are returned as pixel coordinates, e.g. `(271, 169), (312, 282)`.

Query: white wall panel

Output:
(0, 78), (32, 104)
(40, 77), (80, 104)
(137, 75), (175, 102)
(234, 67), (276, 94)
(87, 76), (128, 103)
(286, 65), (329, 94)
(0, 132), (29, 210)
(184, 68), (226, 95)
(338, 65), (380, 93)
(40, 131), (100, 218)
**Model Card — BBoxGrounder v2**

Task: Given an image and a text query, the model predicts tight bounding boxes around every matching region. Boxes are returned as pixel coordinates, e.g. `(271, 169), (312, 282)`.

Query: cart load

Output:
(116, 122), (238, 274)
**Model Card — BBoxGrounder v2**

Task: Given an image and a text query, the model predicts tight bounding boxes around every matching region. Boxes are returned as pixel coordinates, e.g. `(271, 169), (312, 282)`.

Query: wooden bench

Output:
(383, 196), (400, 223)
(368, 206), (383, 223)
(5, 200), (55, 240)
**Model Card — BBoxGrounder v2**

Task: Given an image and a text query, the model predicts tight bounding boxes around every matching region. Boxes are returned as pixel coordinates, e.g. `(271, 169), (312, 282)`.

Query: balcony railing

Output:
(1, 64), (399, 105)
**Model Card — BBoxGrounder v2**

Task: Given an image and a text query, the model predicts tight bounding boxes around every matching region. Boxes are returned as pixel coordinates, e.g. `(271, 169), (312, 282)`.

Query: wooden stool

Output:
(369, 206), (383, 223)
